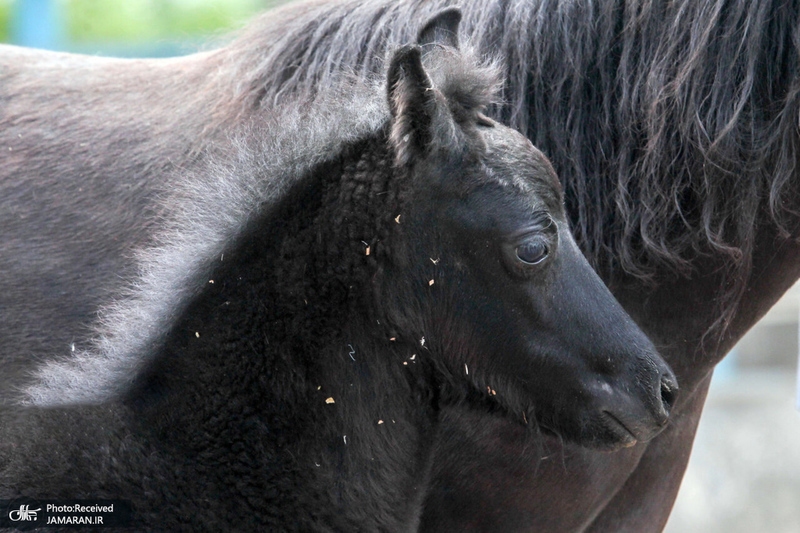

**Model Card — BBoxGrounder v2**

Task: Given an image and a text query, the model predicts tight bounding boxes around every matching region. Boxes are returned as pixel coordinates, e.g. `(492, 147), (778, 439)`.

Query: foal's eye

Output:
(516, 239), (549, 265)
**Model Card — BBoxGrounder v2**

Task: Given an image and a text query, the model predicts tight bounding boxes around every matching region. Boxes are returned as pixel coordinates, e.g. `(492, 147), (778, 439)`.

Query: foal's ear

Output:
(387, 45), (435, 167)
(417, 8), (461, 49)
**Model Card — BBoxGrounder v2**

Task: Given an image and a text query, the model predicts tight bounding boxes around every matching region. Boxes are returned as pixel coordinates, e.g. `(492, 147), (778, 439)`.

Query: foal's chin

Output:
(475, 391), (667, 453)
(537, 409), (670, 453)
(446, 376), (668, 453)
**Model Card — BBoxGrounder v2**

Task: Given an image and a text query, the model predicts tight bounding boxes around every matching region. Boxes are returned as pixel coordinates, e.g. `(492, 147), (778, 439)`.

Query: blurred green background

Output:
(0, 0), (287, 56)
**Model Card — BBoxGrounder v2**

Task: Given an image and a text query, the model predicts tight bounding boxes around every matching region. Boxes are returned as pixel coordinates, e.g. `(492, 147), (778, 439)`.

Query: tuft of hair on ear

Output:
(387, 44), (435, 168)
(417, 7), (461, 50)
(416, 8), (500, 130)
(428, 50), (503, 127)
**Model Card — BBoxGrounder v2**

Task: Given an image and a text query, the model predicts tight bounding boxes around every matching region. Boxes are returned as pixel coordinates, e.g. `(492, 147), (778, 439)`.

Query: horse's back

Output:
(0, 46), (223, 401)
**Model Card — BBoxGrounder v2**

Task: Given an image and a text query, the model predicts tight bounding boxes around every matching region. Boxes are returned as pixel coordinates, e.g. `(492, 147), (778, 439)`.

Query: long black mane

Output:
(220, 0), (800, 334)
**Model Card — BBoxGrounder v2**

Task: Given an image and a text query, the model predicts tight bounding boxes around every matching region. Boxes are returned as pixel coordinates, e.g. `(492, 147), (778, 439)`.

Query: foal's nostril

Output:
(658, 374), (678, 422)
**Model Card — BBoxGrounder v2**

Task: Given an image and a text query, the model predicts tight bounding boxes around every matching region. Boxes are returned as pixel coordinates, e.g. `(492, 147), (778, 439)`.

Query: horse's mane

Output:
(24, 44), (499, 405)
(219, 0), (800, 335)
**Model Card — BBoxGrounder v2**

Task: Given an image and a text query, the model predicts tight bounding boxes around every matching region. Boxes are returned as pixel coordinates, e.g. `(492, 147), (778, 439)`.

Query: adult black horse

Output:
(1, 0), (798, 530)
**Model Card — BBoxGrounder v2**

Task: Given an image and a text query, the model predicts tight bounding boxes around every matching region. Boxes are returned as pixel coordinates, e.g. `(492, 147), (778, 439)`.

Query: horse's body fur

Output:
(2, 0), (798, 530)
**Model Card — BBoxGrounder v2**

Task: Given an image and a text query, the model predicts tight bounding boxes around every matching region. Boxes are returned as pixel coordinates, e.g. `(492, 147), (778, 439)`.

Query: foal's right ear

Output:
(387, 45), (435, 167)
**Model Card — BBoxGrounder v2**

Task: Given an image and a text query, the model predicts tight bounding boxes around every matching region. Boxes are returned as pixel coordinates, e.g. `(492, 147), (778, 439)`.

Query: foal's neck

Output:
(128, 135), (438, 528)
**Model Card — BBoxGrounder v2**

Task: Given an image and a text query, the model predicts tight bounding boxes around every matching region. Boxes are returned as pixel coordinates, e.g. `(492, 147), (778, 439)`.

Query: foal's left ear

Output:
(387, 45), (435, 167)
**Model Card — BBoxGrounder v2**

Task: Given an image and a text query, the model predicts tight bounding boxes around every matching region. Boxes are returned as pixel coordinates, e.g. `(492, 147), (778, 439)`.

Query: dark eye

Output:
(515, 239), (549, 265)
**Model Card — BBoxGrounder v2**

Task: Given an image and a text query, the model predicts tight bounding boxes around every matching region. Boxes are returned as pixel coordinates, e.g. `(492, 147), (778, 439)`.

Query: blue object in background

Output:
(4, 0), (262, 58)
(10, 0), (64, 50)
